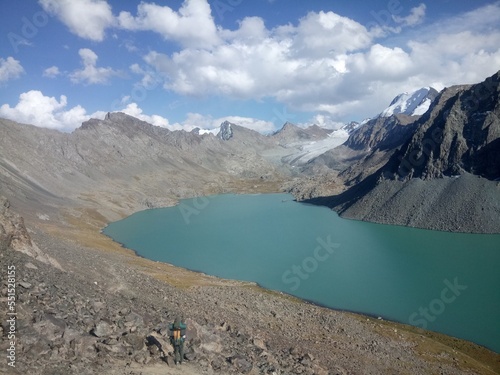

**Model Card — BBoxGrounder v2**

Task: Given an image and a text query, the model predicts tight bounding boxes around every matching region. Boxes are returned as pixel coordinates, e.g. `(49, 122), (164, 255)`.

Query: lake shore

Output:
(3, 192), (499, 375)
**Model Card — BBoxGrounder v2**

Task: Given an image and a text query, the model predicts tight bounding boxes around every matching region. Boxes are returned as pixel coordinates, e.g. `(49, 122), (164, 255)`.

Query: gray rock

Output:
(229, 354), (253, 374)
(92, 321), (113, 338)
(19, 281), (32, 289)
(123, 333), (145, 351)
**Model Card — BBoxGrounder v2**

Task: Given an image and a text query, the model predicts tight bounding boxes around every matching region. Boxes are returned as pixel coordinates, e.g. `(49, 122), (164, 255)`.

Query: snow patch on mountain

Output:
(380, 87), (438, 117)
(280, 128), (349, 165)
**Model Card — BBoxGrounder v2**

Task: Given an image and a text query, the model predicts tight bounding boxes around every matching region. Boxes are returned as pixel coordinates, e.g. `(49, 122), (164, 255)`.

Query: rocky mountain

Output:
(343, 121), (361, 133)
(0, 113), (285, 220)
(306, 104), (427, 186)
(344, 113), (419, 151)
(269, 122), (349, 167)
(330, 86), (440, 154)
(390, 75), (500, 181)
(307, 70), (500, 233)
(271, 121), (333, 145)
(217, 120), (234, 140)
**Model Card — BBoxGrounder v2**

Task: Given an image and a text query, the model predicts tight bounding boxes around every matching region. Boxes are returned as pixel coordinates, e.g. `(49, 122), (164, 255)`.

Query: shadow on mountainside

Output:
(301, 168), (380, 213)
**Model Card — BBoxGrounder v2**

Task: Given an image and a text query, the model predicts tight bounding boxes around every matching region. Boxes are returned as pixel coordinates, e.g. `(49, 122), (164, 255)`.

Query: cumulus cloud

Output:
(119, 103), (171, 128)
(0, 57), (24, 83)
(39, 0), (114, 41)
(0, 90), (103, 131)
(0, 89), (274, 134)
(117, 0), (220, 48)
(135, 1), (500, 121)
(288, 11), (372, 57)
(69, 48), (120, 85)
(32, 1), (500, 123)
(43, 65), (60, 78)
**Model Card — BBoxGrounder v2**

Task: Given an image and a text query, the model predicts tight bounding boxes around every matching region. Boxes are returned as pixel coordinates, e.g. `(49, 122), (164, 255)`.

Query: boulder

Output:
(92, 321), (113, 338)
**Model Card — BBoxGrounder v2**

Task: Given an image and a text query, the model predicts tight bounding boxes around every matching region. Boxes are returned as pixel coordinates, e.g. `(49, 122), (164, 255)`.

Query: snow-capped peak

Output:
(380, 87), (438, 118)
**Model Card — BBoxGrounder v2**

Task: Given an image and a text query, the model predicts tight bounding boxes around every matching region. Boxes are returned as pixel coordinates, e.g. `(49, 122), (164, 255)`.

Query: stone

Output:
(125, 311), (144, 327)
(253, 338), (267, 350)
(92, 321), (113, 338)
(229, 355), (253, 374)
(123, 333), (145, 351)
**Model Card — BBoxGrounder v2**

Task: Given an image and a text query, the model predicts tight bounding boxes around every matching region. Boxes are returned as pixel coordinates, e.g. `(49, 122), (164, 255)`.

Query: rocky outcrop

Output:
(0, 196), (61, 268)
(344, 114), (419, 151)
(217, 121), (234, 141)
(390, 72), (500, 180)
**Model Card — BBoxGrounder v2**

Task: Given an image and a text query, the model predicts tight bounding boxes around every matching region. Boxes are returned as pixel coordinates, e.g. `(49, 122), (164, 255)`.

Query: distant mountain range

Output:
(1, 71), (499, 233)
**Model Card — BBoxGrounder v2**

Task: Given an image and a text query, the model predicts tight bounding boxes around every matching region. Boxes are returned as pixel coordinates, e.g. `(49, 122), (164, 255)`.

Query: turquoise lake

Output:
(103, 193), (500, 353)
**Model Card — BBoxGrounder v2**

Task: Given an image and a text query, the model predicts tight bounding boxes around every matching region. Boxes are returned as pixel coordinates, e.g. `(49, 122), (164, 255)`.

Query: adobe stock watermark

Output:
(282, 235), (340, 292)
(408, 277), (467, 329)
(5, 265), (17, 368)
(178, 196), (213, 225)
(366, 0), (412, 32)
(460, 78), (499, 117)
(111, 65), (164, 112)
(271, 106), (296, 126)
(397, 127), (443, 179)
(212, 0), (244, 22)
(8, 10), (50, 53)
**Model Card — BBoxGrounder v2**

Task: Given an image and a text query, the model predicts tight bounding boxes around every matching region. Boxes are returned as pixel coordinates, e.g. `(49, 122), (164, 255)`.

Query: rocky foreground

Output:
(1, 197), (499, 375)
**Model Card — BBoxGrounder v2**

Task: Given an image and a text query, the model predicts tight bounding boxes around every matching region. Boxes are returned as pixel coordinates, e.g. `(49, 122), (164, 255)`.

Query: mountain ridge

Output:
(304, 70), (500, 233)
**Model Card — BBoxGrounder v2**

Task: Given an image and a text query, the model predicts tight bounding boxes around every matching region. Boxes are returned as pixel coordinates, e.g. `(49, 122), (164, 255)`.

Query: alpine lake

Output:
(103, 193), (500, 353)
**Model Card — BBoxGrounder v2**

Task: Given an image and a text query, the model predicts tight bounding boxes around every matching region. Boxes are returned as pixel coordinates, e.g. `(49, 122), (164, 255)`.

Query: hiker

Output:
(169, 317), (187, 365)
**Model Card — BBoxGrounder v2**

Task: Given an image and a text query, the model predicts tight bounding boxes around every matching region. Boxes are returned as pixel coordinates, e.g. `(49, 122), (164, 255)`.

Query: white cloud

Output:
(129, 63), (164, 89)
(69, 48), (120, 85)
(115, 105), (276, 134)
(117, 0), (220, 48)
(289, 11), (372, 57)
(39, 0), (114, 41)
(43, 65), (60, 78)
(213, 115), (275, 134)
(0, 90), (274, 134)
(119, 103), (171, 128)
(137, 2), (500, 121)
(302, 114), (345, 130)
(0, 57), (24, 82)
(0, 90), (103, 131)
(25, 1), (500, 124)
(393, 4), (426, 27)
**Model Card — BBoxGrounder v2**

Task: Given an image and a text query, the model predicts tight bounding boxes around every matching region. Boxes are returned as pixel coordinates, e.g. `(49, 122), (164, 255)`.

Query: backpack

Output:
(172, 327), (181, 342)
(170, 320), (186, 346)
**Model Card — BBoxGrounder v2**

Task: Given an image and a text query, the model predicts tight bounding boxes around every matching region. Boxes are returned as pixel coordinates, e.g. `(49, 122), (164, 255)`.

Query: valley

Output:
(1, 71), (499, 374)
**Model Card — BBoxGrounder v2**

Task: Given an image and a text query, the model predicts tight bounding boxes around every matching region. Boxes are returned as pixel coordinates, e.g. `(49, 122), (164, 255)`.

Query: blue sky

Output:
(0, 0), (499, 133)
